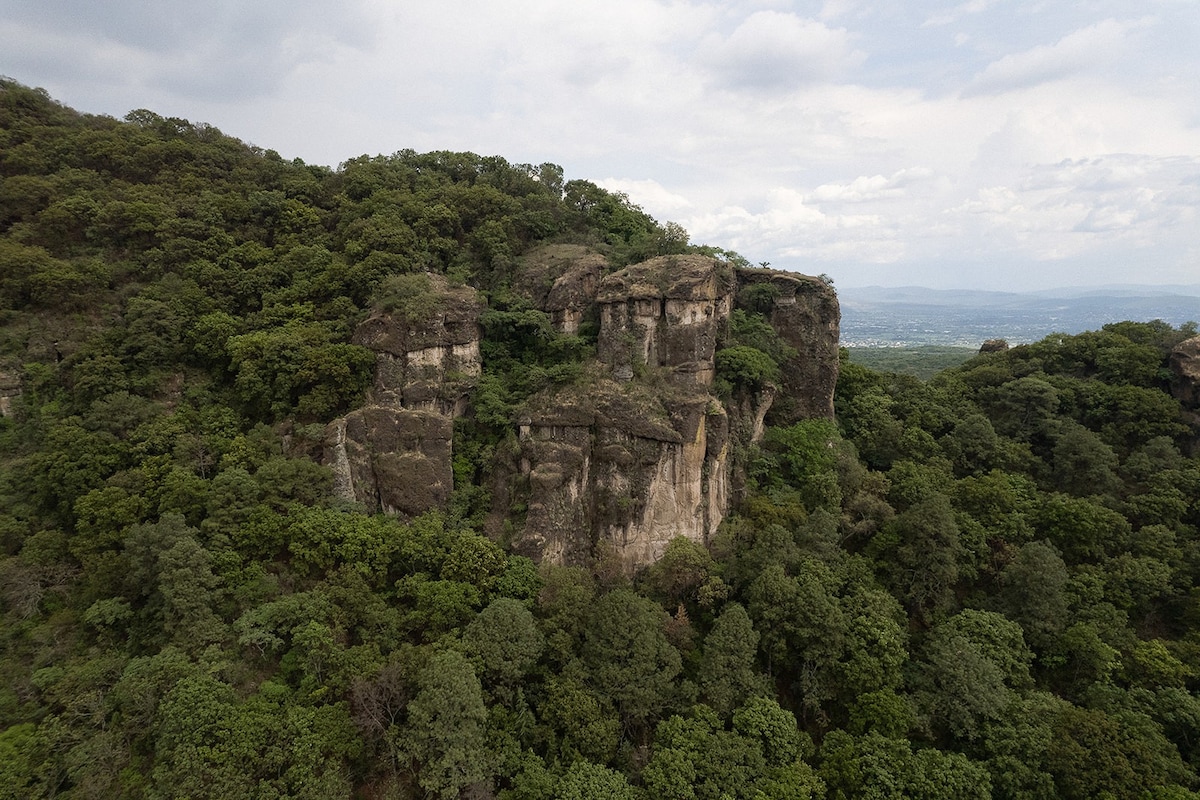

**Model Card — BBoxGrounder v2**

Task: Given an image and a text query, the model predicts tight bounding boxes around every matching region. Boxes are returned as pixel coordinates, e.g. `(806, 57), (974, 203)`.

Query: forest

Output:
(2, 78), (1200, 799)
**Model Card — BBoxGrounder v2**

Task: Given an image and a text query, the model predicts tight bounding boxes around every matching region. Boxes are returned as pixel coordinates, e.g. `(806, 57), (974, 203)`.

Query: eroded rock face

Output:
(508, 256), (839, 572)
(323, 252), (841, 571)
(735, 268), (840, 422)
(323, 274), (483, 514)
(513, 244), (606, 336)
(0, 370), (20, 417)
(1170, 335), (1200, 409)
(512, 382), (730, 568)
(596, 255), (734, 386)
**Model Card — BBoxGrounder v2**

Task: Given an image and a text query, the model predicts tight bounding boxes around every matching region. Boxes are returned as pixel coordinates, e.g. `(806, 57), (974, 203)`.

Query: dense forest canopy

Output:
(2, 78), (1200, 799)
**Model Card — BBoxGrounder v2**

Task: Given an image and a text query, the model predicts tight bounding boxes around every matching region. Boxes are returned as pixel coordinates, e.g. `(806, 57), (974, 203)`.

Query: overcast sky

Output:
(3, 0), (1199, 290)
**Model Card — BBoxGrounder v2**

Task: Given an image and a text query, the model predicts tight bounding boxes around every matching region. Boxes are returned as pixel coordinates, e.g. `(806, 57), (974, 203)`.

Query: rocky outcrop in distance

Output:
(323, 248), (840, 571)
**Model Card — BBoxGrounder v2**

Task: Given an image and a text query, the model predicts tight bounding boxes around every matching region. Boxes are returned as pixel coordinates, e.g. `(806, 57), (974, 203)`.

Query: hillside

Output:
(3, 80), (1200, 799)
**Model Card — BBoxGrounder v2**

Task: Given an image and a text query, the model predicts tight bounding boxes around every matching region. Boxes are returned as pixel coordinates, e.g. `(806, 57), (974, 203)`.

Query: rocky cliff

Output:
(323, 274), (484, 516)
(323, 250), (840, 570)
(1171, 336), (1200, 446)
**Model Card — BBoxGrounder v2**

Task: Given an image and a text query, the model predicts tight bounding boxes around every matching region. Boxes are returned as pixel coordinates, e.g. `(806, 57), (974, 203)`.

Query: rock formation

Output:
(323, 249), (840, 571)
(508, 251), (838, 570)
(1170, 335), (1200, 409)
(323, 274), (483, 515)
(0, 370), (19, 417)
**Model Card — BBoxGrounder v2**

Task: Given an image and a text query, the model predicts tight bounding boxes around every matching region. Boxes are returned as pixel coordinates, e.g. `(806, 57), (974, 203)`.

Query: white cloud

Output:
(923, 0), (1002, 28)
(963, 18), (1148, 97)
(3, 0), (1199, 289)
(809, 168), (933, 203)
(596, 178), (694, 216)
(701, 10), (865, 90)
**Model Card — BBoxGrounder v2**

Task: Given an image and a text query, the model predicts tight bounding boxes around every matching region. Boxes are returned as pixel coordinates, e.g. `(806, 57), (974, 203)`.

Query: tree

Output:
(870, 494), (963, 623)
(401, 649), (493, 799)
(580, 588), (682, 731)
(912, 610), (1032, 741)
(462, 597), (545, 699)
(554, 760), (636, 800)
(698, 603), (771, 718)
(995, 540), (1070, 651)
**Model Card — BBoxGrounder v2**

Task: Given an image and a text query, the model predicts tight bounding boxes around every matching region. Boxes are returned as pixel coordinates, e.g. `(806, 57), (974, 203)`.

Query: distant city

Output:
(839, 285), (1200, 348)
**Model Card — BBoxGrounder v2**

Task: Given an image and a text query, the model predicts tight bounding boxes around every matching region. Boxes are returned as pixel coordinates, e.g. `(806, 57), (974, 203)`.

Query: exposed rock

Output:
(513, 244), (606, 335)
(735, 268), (840, 422)
(507, 257), (839, 572)
(979, 338), (1010, 353)
(596, 255), (735, 387)
(324, 253), (841, 571)
(1170, 335), (1200, 408)
(352, 276), (483, 417)
(327, 406), (454, 515)
(511, 380), (729, 568)
(323, 274), (483, 513)
(0, 370), (20, 417)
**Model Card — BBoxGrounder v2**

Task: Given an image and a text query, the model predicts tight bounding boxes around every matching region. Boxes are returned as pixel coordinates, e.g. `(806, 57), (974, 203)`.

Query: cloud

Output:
(962, 18), (1147, 97)
(809, 168), (932, 203)
(596, 178), (694, 216)
(701, 10), (865, 90)
(946, 154), (1200, 261)
(0, 0), (374, 101)
(923, 0), (1001, 28)
(2, 0), (1199, 289)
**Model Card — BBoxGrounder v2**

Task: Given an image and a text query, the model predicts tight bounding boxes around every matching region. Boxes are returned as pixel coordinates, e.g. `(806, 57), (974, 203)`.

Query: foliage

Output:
(3, 79), (1200, 800)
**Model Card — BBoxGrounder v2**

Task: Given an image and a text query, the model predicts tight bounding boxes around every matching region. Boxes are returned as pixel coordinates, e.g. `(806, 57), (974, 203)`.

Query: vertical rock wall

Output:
(322, 249), (840, 571)
(509, 254), (839, 572)
(323, 274), (483, 515)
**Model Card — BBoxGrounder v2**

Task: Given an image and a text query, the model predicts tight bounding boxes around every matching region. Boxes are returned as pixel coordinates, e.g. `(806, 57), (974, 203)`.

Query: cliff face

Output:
(324, 250), (840, 571)
(323, 274), (483, 515)
(1171, 335), (1200, 409)
(735, 268), (841, 422)
(510, 252), (839, 570)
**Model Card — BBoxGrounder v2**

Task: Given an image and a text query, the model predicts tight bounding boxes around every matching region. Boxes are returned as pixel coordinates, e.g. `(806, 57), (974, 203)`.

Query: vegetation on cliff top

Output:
(2, 79), (1200, 799)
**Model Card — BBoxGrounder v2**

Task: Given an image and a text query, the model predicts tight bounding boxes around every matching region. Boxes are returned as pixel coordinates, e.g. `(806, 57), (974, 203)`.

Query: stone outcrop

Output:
(511, 381), (730, 567)
(324, 249), (841, 571)
(734, 268), (840, 422)
(0, 370), (20, 417)
(513, 244), (605, 336)
(596, 255), (734, 386)
(505, 253), (838, 571)
(323, 274), (483, 515)
(1170, 335), (1200, 409)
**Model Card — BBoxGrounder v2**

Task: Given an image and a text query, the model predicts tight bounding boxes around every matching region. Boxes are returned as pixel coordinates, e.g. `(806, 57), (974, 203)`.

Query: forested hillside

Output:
(2, 79), (1200, 799)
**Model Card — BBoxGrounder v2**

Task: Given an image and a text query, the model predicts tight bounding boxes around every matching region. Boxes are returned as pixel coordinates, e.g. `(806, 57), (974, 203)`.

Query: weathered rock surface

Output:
(323, 251), (840, 570)
(513, 244), (605, 335)
(323, 274), (483, 514)
(596, 255), (734, 386)
(735, 268), (840, 422)
(0, 370), (20, 417)
(507, 256), (839, 571)
(1170, 335), (1200, 409)
(511, 379), (729, 567)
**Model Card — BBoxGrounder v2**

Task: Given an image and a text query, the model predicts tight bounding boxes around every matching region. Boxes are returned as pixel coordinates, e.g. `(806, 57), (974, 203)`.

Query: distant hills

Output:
(839, 284), (1200, 347)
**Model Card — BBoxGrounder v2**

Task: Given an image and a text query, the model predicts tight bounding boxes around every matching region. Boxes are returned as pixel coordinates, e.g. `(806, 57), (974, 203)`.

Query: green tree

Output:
(462, 597), (545, 699)
(580, 588), (682, 731)
(698, 603), (771, 718)
(402, 649), (493, 799)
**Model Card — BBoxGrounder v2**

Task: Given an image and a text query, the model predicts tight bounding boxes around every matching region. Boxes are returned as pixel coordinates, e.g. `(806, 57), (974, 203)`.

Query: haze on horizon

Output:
(2, 0), (1198, 292)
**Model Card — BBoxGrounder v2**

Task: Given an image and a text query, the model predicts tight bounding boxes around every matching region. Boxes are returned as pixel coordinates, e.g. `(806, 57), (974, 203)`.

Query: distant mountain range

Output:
(839, 284), (1200, 348)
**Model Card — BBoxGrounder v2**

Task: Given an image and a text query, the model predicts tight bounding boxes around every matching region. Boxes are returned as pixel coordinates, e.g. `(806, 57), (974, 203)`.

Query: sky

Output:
(2, 0), (1199, 291)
